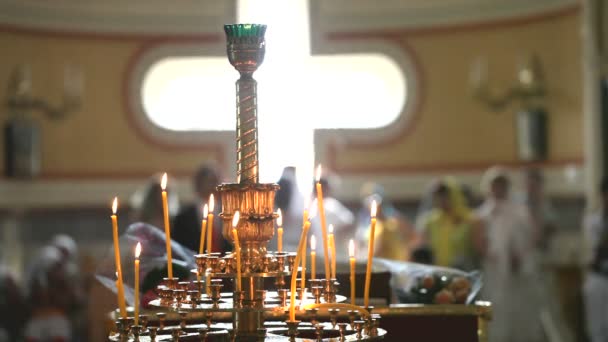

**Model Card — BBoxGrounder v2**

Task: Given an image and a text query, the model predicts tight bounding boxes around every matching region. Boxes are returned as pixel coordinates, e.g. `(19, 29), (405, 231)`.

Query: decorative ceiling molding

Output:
(310, 0), (578, 33)
(0, 0), (235, 35)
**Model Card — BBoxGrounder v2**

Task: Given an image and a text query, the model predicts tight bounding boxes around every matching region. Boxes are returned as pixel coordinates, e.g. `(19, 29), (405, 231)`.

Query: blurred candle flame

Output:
(232, 211), (240, 228)
(311, 235), (316, 251)
(209, 194), (215, 212)
(371, 200), (377, 218)
(112, 197), (118, 214)
(135, 242), (142, 259)
(349, 239), (355, 258)
(277, 208), (282, 226)
(315, 164), (322, 182)
(161, 173), (168, 190)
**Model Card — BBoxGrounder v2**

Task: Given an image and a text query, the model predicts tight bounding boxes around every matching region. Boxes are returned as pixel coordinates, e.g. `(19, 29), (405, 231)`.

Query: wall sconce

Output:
(470, 54), (548, 161)
(3, 64), (83, 178)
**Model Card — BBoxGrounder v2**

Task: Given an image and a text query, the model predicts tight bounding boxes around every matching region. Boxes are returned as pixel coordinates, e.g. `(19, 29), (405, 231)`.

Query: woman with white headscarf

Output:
(477, 167), (544, 342)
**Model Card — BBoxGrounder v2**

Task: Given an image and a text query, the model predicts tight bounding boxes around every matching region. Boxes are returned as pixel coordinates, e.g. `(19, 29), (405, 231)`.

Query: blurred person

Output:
(24, 246), (73, 342)
(0, 264), (26, 341)
(172, 164), (228, 253)
(271, 166), (305, 251)
(416, 178), (482, 270)
(477, 167), (543, 342)
(521, 168), (557, 251)
(356, 183), (416, 261)
(583, 177), (608, 342)
(50, 235), (86, 341)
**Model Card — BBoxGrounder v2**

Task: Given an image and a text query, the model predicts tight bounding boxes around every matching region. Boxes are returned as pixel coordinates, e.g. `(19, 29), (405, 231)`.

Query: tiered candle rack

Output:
(108, 23), (386, 341)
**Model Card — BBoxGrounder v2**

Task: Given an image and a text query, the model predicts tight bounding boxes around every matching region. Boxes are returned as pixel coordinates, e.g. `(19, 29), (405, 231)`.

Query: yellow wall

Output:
(0, 9), (581, 178)
(331, 10), (582, 171)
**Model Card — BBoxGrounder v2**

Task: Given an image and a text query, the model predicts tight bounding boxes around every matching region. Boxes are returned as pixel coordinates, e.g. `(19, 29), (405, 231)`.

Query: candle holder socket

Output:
(353, 320), (365, 340)
(163, 277), (179, 290)
(329, 308), (340, 329)
(178, 311), (188, 330)
(148, 326), (158, 341)
(314, 323), (326, 341)
(347, 310), (358, 329)
(311, 286), (323, 304)
(198, 327), (208, 341)
(130, 324), (143, 341)
(278, 288), (288, 307)
(156, 313), (166, 330)
(171, 328), (181, 341)
(138, 314), (149, 329)
(337, 323), (349, 341)
(115, 317), (133, 341)
(286, 320), (300, 341)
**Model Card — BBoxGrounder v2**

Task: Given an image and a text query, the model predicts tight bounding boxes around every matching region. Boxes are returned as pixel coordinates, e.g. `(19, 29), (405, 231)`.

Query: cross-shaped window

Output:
(141, 0), (407, 192)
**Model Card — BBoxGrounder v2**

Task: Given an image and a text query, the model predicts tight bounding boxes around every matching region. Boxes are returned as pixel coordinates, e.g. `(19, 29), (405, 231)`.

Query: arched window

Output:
(139, 0), (409, 192)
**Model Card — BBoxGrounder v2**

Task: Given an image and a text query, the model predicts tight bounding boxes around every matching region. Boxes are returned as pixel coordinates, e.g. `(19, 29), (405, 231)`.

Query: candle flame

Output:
(135, 242), (142, 258)
(315, 164), (322, 182)
(161, 173), (168, 190)
(112, 197), (118, 214)
(209, 194), (215, 212)
(328, 224), (334, 234)
(277, 208), (282, 226)
(115, 271), (119, 280)
(311, 235), (316, 250)
(349, 239), (355, 258)
(203, 204), (209, 218)
(232, 211), (240, 228)
(371, 200), (377, 218)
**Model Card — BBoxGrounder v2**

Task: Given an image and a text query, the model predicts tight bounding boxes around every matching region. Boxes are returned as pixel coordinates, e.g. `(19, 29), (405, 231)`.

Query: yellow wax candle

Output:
(302, 200), (309, 226)
(160, 173), (173, 279)
(277, 208), (283, 252)
(134, 242), (142, 325)
(199, 204), (209, 254)
(207, 194), (215, 253)
(289, 220), (311, 321)
(310, 235), (316, 280)
(232, 211), (242, 292)
(349, 239), (356, 305)
(300, 235), (307, 293)
(110, 197), (127, 318)
(364, 200), (378, 308)
(329, 224), (336, 279)
(315, 164), (331, 281)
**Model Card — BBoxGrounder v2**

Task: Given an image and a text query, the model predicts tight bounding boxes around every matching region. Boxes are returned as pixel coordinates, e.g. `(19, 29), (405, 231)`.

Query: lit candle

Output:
(289, 220), (312, 321)
(349, 239), (356, 305)
(329, 224), (336, 279)
(160, 173), (173, 279)
(199, 204), (209, 254)
(134, 242), (142, 325)
(302, 198), (309, 226)
(232, 211), (242, 292)
(315, 164), (331, 281)
(363, 200), (378, 308)
(277, 209), (283, 252)
(310, 235), (316, 280)
(300, 234), (307, 294)
(110, 197), (127, 318)
(207, 194), (215, 253)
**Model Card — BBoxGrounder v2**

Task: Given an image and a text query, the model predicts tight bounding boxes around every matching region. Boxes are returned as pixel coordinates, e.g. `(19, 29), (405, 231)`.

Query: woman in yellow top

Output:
(418, 178), (482, 270)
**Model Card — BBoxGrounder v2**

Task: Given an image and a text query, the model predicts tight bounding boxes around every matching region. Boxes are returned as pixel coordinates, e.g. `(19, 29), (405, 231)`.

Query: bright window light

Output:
(141, 0), (407, 191)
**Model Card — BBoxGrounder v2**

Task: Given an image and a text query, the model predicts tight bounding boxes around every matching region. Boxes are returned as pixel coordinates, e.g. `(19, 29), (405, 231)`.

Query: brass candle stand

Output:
(108, 23), (386, 341)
